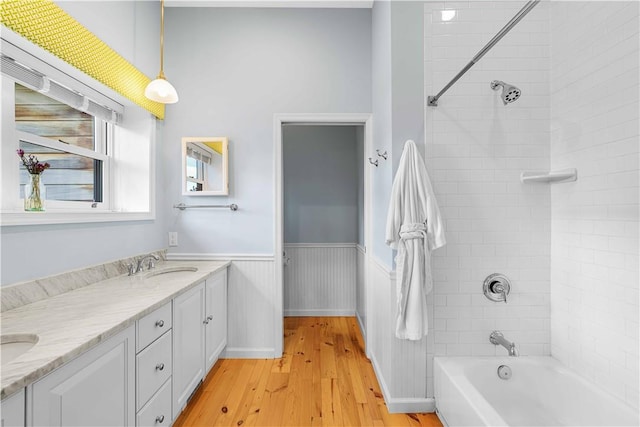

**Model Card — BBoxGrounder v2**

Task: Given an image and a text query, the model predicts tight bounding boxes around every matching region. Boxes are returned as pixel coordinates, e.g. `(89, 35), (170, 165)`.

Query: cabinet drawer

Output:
(137, 302), (172, 352)
(136, 379), (171, 427)
(136, 330), (172, 410)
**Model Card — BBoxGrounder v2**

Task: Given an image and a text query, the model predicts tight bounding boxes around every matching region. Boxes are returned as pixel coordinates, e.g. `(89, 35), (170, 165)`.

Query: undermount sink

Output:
(1, 334), (39, 366)
(144, 266), (198, 278)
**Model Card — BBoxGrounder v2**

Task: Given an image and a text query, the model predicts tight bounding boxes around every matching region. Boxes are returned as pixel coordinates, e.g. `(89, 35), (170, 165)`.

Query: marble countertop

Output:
(0, 260), (230, 400)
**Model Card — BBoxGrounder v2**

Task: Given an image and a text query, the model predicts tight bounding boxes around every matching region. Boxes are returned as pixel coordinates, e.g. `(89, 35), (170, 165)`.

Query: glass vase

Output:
(24, 173), (45, 212)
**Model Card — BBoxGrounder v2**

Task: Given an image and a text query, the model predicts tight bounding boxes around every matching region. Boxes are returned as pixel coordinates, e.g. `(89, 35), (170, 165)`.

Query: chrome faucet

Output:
(133, 253), (160, 274)
(490, 331), (519, 357)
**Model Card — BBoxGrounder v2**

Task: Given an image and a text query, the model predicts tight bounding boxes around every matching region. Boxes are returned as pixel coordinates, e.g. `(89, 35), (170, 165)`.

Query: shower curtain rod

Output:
(427, 0), (541, 107)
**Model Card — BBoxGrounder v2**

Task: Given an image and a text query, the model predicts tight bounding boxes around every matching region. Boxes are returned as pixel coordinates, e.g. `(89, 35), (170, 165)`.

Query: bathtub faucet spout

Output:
(490, 331), (519, 356)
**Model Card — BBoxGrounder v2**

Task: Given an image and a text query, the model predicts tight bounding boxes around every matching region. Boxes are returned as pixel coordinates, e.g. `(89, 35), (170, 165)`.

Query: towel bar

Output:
(173, 203), (238, 211)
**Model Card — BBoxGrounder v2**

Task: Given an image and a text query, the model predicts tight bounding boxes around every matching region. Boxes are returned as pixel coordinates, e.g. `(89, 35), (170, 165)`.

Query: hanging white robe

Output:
(385, 140), (445, 340)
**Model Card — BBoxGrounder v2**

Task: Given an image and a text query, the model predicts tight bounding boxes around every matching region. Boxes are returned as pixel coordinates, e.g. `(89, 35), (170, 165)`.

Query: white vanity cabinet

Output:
(4, 264), (228, 427)
(172, 268), (228, 421)
(205, 269), (227, 372)
(29, 326), (135, 427)
(1, 388), (25, 427)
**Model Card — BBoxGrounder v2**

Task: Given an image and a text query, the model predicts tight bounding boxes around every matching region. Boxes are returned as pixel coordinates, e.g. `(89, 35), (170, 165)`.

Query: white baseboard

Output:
(389, 397), (435, 414)
(356, 310), (366, 341)
(436, 408), (449, 426)
(221, 347), (276, 359)
(369, 350), (435, 414)
(284, 309), (356, 317)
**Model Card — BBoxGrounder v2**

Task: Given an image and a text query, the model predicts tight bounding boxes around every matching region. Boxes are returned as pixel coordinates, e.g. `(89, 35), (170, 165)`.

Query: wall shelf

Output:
(520, 168), (577, 184)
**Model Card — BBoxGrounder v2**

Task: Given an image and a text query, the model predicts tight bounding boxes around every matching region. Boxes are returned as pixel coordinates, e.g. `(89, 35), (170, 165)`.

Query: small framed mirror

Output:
(182, 137), (229, 196)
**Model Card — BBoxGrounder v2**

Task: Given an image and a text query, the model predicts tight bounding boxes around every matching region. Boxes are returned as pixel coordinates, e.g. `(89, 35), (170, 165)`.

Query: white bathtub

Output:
(434, 356), (639, 427)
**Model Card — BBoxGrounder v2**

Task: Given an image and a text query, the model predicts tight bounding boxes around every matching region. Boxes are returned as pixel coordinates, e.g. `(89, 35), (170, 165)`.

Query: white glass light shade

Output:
(144, 77), (179, 104)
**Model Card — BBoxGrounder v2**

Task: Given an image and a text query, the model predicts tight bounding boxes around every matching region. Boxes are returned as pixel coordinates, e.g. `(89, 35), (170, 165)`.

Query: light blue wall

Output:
(0, 3), (423, 284)
(163, 8), (372, 255)
(283, 125), (359, 244)
(391, 2), (426, 171)
(371, 0), (394, 268)
(0, 2), (166, 286)
(369, 1), (428, 269)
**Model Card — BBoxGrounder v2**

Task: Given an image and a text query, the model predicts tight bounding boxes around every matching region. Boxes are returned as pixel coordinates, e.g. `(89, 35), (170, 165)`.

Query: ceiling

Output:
(165, 0), (374, 8)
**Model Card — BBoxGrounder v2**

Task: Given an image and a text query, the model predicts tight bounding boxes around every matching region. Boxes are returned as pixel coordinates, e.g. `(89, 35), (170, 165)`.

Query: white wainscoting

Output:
(167, 254), (276, 358)
(167, 251), (436, 412)
(356, 245), (366, 340)
(283, 244), (356, 316)
(367, 256), (435, 414)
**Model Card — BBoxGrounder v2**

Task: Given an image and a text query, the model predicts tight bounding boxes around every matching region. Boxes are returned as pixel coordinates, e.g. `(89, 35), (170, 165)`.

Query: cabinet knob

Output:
(203, 319), (209, 324)
(156, 415), (165, 424)
(156, 320), (165, 328)
(156, 363), (165, 371)
(207, 315), (213, 321)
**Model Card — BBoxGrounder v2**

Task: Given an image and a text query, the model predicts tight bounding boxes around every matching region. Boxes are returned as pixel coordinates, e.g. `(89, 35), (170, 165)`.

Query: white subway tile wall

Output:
(424, 0), (639, 410)
(424, 0), (552, 368)
(549, 1), (639, 409)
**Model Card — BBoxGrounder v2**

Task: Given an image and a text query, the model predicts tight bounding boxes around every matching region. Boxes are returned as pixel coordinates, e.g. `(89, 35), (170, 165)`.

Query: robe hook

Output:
(368, 157), (379, 167)
(376, 149), (388, 160)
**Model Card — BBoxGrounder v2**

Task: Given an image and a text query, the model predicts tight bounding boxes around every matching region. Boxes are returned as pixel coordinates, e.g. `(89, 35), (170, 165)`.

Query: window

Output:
(15, 83), (110, 205)
(1, 50), (155, 225)
(185, 142), (214, 192)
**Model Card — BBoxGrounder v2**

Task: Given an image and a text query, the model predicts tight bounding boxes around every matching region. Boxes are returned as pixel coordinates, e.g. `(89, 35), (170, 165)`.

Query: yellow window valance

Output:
(1, 0), (165, 119)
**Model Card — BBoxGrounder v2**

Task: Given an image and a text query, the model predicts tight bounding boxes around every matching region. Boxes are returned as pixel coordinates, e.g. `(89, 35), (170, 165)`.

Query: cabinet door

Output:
(205, 269), (227, 372)
(1, 388), (25, 427)
(172, 282), (205, 421)
(30, 326), (135, 427)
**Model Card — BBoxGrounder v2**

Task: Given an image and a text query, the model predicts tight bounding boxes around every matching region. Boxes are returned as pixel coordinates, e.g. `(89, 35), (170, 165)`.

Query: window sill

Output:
(0, 210), (155, 226)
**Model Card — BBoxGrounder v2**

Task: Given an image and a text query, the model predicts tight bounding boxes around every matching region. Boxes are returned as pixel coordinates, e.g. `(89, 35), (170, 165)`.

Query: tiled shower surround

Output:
(549, 1), (639, 409)
(424, 0), (638, 409)
(424, 0), (552, 359)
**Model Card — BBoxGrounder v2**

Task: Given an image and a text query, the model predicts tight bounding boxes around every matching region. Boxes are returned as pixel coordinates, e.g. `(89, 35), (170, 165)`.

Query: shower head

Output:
(490, 80), (521, 105)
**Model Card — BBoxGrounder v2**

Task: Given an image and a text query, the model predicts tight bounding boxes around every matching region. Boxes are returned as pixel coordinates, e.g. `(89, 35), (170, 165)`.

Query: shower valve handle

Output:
(490, 282), (508, 303)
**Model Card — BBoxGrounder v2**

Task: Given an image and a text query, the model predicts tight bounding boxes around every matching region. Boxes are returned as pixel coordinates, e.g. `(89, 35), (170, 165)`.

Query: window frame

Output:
(0, 34), (156, 226)
(16, 127), (112, 211)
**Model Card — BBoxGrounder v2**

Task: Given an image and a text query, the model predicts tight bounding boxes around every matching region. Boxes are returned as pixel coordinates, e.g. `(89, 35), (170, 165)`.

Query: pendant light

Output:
(145, 0), (178, 104)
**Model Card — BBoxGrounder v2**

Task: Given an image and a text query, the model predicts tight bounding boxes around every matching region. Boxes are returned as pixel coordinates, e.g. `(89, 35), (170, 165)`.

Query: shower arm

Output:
(427, 0), (541, 107)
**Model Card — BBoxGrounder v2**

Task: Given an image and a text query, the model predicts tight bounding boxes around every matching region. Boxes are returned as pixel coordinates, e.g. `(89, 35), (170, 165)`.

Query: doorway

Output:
(274, 114), (372, 358)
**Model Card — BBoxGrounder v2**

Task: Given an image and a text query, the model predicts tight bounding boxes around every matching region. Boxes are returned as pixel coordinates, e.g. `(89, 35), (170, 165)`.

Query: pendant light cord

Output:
(159, 0), (165, 79)
(145, 0), (178, 104)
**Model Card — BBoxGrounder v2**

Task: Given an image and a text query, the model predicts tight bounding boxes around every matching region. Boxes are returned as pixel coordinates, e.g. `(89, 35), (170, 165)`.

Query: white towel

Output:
(385, 140), (445, 340)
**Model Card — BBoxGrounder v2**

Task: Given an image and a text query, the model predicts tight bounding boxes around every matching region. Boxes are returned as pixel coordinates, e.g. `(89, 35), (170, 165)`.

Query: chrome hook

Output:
(368, 157), (379, 167)
(376, 149), (388, 160)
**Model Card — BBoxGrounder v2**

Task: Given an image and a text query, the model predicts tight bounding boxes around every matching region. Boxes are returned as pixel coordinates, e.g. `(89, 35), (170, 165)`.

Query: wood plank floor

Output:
(174, 317), (443, 427)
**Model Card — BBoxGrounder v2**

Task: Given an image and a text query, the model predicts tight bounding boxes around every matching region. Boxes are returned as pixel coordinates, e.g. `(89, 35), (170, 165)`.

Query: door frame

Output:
(273, 113), (373, 357)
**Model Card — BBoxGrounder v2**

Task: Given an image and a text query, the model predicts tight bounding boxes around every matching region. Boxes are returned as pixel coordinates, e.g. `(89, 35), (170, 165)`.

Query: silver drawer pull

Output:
(207, 315), (213, 321)
(156, 415), (165, 424)
(156, 363), (165, 371)
(155, 319), (165, 327)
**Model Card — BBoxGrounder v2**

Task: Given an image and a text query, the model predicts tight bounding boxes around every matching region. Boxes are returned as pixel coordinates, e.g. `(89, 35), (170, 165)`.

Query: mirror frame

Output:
(181, 136), (229, 196)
